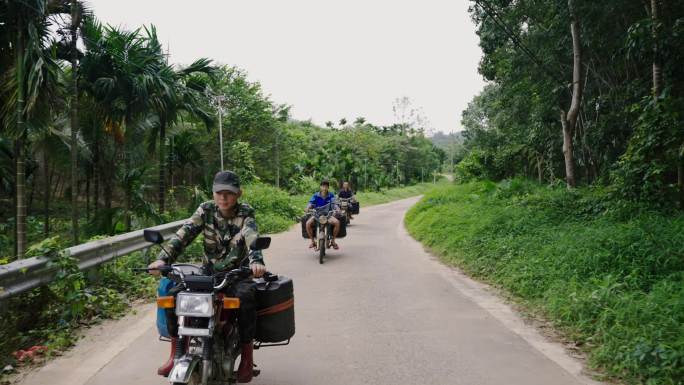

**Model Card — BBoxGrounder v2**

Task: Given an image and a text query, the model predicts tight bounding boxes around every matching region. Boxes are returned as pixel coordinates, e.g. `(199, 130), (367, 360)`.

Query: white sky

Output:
(87, 0), (485, 133)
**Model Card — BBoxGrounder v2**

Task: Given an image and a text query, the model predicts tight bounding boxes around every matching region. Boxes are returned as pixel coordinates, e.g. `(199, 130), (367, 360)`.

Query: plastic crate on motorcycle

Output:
(351, 201), (360, 214)
(255, 275), (295, 343)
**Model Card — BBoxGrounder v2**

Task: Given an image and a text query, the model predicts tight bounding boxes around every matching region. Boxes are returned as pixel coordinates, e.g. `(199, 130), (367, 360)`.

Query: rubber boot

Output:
(157, 337), (177, 377)
(237, 342), (254, 383)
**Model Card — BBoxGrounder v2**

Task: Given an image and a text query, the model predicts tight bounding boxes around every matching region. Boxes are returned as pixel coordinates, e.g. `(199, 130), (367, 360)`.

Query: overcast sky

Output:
(87, 0), (485, 133)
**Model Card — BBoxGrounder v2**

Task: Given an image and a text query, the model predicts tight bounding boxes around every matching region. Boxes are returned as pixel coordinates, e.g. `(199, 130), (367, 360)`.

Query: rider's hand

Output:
(250, 263), (266, 278)
(147, 259), (166, 276)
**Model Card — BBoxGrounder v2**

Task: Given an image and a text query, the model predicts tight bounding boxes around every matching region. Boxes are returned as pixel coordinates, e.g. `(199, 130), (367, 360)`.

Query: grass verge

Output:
(404, 180), (684, 385)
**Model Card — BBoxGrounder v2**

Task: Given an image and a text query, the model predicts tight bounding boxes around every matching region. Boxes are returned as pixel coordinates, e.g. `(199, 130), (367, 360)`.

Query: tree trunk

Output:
(43, 150), (50, 236)
(93, 130), (100, 211)
(70, 0), (80, 245)
(53, 173), (62, 198)
(537, 156), (543, 183)
(560, 112), (576, 188)
(15, 137), (27, 259)
(29, 168), (36, 214)
(169, 135), (174, 190)
(122, 141), (131, 231)
(679, 161), (684, 209)
(125, 191), (131, 231)
(15, 24), (27, 259)
(158, 116), (166, 213)
(560, 0), (583, 189)
(85, 164), (90, 221)
(651, 0), (662, 98)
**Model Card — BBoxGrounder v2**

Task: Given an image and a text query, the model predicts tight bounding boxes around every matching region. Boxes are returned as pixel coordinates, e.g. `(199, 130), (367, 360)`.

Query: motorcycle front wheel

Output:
(172, 370), (201, 385)
(319, 225), (326, 264)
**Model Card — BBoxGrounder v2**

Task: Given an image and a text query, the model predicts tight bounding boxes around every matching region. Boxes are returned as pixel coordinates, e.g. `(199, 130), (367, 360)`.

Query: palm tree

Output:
(0, 0), (62, 258)
(80, 21), (173, 231)
(51, 0), (90, 243)
(143, 26), (214, 213)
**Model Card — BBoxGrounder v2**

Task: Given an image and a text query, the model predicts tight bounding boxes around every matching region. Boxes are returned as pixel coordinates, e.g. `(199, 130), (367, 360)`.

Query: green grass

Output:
(405, 179), (684, 385)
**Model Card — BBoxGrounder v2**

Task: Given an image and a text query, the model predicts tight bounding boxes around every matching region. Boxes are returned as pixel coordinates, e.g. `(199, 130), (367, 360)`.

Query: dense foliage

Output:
(0, 1), (443, 261)
(406, 180), (684, 385)
(461, 0), (684, 207)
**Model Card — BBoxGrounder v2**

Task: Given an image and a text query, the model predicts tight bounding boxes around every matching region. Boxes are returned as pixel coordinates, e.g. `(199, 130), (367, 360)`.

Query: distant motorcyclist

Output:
(338, 181), (356, 220)
(147, 170), (265, 383)
(305, 179), (341, 250)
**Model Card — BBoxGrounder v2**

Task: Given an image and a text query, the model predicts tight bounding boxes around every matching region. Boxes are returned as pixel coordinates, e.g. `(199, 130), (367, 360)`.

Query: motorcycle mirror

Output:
(250, 237), (271, 251)
(143, 229), (165, 244)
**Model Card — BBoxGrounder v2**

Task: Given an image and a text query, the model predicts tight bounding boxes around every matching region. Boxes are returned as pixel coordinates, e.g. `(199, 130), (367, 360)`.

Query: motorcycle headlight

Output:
(176, 293), (214, 317)
(319, 216), (328, 224)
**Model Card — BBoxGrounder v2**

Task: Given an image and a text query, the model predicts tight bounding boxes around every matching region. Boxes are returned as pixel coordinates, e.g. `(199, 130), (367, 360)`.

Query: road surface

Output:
(20, 196), (599, 385)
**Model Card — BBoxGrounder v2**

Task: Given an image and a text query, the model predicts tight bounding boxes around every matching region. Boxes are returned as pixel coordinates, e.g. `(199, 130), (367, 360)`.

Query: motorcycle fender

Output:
(168, 355), (201, 384)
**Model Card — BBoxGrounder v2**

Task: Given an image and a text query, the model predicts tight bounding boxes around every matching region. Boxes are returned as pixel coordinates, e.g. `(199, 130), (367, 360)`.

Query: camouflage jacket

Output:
(161, 201), (264, 270)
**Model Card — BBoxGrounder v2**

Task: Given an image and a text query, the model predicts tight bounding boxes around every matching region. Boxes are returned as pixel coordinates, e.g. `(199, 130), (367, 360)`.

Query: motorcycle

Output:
(309, 203), (335, 264)
(138, 229), (276, 385)
(338, 197), (354, 224)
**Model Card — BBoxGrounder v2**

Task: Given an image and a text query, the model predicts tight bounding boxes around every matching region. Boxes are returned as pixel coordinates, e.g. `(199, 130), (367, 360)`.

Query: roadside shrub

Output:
(242, 183), (301, 233)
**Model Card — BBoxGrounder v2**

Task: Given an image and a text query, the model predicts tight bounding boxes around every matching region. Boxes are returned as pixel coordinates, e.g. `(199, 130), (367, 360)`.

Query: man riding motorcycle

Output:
(338, 181), (356, 220)
(147, 170), (265, 383)
(305, 179), (341, 250)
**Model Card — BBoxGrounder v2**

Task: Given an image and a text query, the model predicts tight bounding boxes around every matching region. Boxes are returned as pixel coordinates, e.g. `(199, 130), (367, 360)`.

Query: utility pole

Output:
(275, 128), (280, 188)
(206, 89), (227, 171)
(395, 161), (400, 186)
(218, 97), (224, 171)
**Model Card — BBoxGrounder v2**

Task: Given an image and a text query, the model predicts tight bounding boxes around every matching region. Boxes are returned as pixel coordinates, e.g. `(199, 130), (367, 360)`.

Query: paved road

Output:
(21, 196), (596, 385)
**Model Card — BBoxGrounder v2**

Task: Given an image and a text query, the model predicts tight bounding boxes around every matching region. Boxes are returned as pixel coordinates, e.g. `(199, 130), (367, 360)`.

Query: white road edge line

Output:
(397, 208), (603, 385)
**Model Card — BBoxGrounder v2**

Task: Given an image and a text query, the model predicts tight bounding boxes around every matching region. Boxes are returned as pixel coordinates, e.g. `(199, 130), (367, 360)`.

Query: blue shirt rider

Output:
(308, 190), (336, 208)
(305, 179), (342, 250)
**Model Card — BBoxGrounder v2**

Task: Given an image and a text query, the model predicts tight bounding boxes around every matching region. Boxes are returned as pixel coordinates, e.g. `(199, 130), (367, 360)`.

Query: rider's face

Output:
(320, 184), (329, 195)
(343, 182), (350, 190)
(213, 190), (239, 211)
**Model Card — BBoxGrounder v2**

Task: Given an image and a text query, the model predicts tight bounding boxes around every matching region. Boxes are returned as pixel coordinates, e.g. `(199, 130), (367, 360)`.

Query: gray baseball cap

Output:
(212, 171), (241, 193)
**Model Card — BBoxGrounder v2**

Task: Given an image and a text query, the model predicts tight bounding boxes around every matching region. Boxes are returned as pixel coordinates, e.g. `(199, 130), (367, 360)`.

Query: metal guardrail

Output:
(0, 220), (185, 301)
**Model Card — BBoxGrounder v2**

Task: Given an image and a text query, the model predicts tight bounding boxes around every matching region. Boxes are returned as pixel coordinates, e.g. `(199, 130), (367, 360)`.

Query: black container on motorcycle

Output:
(254, 275), (295, 343)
